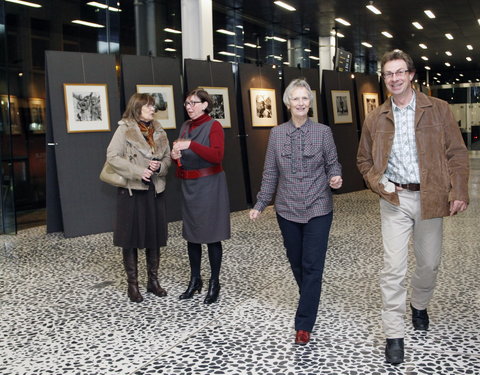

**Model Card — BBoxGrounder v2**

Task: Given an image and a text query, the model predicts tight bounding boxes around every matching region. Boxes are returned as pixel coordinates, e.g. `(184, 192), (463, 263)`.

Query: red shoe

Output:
(295, 330), (310, 345)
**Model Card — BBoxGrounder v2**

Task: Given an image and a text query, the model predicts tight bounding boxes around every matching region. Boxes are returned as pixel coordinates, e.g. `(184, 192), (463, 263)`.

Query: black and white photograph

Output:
(331, 90), (353, 124)
(136, 84), (176, 129)
(64, 84), (110, 133)
(362, 92), (379, 117)
(250, 88), (277, 127)
(200, 86), (231, 128)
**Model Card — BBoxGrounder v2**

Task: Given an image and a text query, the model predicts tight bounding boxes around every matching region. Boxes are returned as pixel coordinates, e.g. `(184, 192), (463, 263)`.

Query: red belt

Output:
(176, 165), (223, 179)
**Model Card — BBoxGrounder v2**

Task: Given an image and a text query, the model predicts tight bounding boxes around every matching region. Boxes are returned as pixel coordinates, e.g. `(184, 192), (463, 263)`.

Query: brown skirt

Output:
(113, 185), (167, 249)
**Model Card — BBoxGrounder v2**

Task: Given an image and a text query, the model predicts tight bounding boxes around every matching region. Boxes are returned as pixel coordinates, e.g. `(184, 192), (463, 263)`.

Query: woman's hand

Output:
(249, 209), (261, 221)
(170, 149), (181, 160)
(141, 168), (154, 182)
(149, 159), (161, 172)
(329, 176), (343, 189)
(173, 139), (191, 151)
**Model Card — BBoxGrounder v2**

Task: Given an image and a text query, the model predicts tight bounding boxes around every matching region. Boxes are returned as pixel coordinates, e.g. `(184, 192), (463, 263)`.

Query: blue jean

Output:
(276, 212), (333, 332)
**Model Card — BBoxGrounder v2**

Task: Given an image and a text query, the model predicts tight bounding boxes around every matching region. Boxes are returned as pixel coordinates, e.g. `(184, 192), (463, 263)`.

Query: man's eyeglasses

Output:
(382, 69), (410, 80)
(184, 101), (202, 108)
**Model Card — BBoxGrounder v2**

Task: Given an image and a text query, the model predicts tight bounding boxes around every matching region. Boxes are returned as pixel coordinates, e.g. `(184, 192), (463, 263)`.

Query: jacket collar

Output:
(380, 90), (433, 126)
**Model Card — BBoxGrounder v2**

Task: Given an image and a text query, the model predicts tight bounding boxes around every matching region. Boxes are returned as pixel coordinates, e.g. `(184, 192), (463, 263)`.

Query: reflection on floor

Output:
(1, 153), (479, 375)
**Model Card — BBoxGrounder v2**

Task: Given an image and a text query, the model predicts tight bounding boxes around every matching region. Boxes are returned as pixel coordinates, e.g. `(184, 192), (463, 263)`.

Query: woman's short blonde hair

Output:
(283, 78), (314, 107)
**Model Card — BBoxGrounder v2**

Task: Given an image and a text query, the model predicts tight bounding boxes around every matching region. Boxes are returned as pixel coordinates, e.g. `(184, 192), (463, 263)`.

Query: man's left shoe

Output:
(295, 330), (310, 345)
(411, 303), (429, 331)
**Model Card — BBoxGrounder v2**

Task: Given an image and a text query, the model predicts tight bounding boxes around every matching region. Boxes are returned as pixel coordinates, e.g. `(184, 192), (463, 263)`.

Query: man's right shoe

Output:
(411, 303), (429, 330)
(385, 338), (404, 365)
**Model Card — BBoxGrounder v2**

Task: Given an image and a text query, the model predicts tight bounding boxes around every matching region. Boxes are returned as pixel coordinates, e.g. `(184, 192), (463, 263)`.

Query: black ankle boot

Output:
(179, 277), (203, 300)
(122, 248), (143, 303)
(204, 279), (220, 304)
(385, 338), (404, 365)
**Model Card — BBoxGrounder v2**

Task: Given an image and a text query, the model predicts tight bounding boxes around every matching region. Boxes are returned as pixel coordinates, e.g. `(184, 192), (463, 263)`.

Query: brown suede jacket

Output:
(357, 91), (469, 220)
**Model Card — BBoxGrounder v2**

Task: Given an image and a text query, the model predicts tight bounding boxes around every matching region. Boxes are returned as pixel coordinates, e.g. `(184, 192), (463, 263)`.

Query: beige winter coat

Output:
(106, 118), (171, 194)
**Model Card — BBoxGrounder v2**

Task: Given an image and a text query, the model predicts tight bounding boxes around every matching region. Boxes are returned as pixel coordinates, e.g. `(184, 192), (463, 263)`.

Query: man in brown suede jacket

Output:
(357, 49), (469, 365)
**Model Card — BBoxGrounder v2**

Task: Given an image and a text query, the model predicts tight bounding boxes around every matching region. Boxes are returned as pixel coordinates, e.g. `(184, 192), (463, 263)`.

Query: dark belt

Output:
(389, 180), (421, 191)
(176, 164), (223, 179)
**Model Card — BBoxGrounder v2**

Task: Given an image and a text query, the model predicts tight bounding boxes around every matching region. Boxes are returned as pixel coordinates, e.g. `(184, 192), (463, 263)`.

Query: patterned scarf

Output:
(138, 121), (155, 150)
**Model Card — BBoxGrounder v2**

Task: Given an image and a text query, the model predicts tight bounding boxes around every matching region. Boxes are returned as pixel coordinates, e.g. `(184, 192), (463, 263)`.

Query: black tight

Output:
(187, 241), (223, 280)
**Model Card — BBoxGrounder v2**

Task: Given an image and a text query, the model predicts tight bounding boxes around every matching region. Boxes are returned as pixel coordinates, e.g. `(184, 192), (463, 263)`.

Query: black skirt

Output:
(113, 185), (167, 249)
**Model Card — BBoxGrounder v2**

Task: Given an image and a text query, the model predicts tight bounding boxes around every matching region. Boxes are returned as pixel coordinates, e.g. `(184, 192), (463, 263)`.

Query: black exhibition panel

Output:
(322, 70), (365, 193)
(283, 66), (325, 124)
(184, 58), (248, 212)
(45, 51), (121, 237)
(120, 54), (184, 222)
(238, 63), (284, 204)
(354, 72), (381, 131)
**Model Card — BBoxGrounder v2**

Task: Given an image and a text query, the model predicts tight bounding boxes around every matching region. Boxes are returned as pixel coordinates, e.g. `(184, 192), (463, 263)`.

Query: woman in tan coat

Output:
(106, 93), (171, 303)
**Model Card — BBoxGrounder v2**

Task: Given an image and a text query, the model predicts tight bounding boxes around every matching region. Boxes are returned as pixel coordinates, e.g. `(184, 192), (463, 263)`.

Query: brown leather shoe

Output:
(295, 330), (310, 345)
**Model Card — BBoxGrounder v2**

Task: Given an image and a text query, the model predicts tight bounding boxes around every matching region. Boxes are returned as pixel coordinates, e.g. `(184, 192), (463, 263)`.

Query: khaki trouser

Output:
(379, 190), (443, 338)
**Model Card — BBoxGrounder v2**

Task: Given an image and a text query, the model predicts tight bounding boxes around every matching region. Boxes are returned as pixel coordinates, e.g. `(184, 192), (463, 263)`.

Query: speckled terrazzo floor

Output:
(1, 153), (479, 375)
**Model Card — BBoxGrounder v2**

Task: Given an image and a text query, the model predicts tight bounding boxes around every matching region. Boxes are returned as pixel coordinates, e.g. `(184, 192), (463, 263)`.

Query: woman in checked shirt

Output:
(249, 78), (342, 345)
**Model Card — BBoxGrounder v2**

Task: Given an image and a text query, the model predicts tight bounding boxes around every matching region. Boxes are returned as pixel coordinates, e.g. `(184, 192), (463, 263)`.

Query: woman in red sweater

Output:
(171, 88), (230, 304)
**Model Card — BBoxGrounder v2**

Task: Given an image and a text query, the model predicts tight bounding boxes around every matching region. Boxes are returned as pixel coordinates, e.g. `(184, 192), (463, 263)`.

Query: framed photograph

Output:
(362, 92), (379, 117)
(28, 98), (46, 134)
(200, 86), (231, 128)
(64, 84), (110, 133)
(331, 90), (352, 124)
(250, 88), (277, 127)
(1, 95), (23, 135)
(136, 84), (176, 129)
(309, 89), (319, 123)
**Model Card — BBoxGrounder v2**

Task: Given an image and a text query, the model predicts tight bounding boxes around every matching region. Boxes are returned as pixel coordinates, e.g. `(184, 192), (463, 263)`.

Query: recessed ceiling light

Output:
(459, 73), (464, 77)
(478, 19), (480, 26)
(219, 51), (237, 57)
(419, 43), (428, 49)
(227, 44), (244, 49)
(412, 22), (423, 30)
(424, 10), (435, 18)
(164, 28), (182, 34)
(87, 1), (122, 12)
(304, 48), (311, 52)
(445, 62), (451, 66)
(244, 43), (258, 48)
(216, 29), (235, 36)
(5, 0), (41, 8)
(425, 66), (431, 70)
(335, 18), (351, 26)
(466, 57), (472, 61)
(381, 31), (393, 38)
(421, 56), (429, 61)
(436, 73), (442, 76)
(467, 45), (473, 50)
(164, 48), (176, 52)
(445, 51), (452, 56)
(72, 20), (105, 28)
(274, 1), (296, 11)
(309, 56), (320, 60)
(366, 5), (381, 14)
(164, 39), (173, 43)
(361, 42), (373, 48)
(445, 33), (453, 40)
(330, 30), (345, 38)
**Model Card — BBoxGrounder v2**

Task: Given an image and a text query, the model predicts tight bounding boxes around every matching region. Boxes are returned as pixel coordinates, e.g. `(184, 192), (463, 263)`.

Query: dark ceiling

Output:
(212, 0), (480, 85)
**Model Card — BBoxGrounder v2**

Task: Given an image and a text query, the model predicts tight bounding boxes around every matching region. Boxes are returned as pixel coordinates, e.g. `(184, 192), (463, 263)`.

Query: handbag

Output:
(99, 161), (127, 188)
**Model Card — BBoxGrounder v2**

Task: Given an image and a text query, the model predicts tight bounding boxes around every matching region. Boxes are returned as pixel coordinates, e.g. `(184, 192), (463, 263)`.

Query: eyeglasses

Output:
(290, 96), (310, 103)
(382, 69), (410, 80)
(184, 101), (202, 108)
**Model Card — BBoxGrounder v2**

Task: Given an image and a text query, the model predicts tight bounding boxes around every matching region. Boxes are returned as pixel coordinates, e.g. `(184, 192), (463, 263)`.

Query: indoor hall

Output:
(1, 152), (479, 375)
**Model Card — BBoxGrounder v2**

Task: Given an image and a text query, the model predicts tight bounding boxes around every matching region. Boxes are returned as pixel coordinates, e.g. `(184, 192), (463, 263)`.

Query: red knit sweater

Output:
(187, 113), (224, 164)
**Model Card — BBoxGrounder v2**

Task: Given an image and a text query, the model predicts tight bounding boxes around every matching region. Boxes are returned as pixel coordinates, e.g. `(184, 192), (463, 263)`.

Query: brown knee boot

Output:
(146, 248), (167, 297)
(122, 248), (143, 303)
